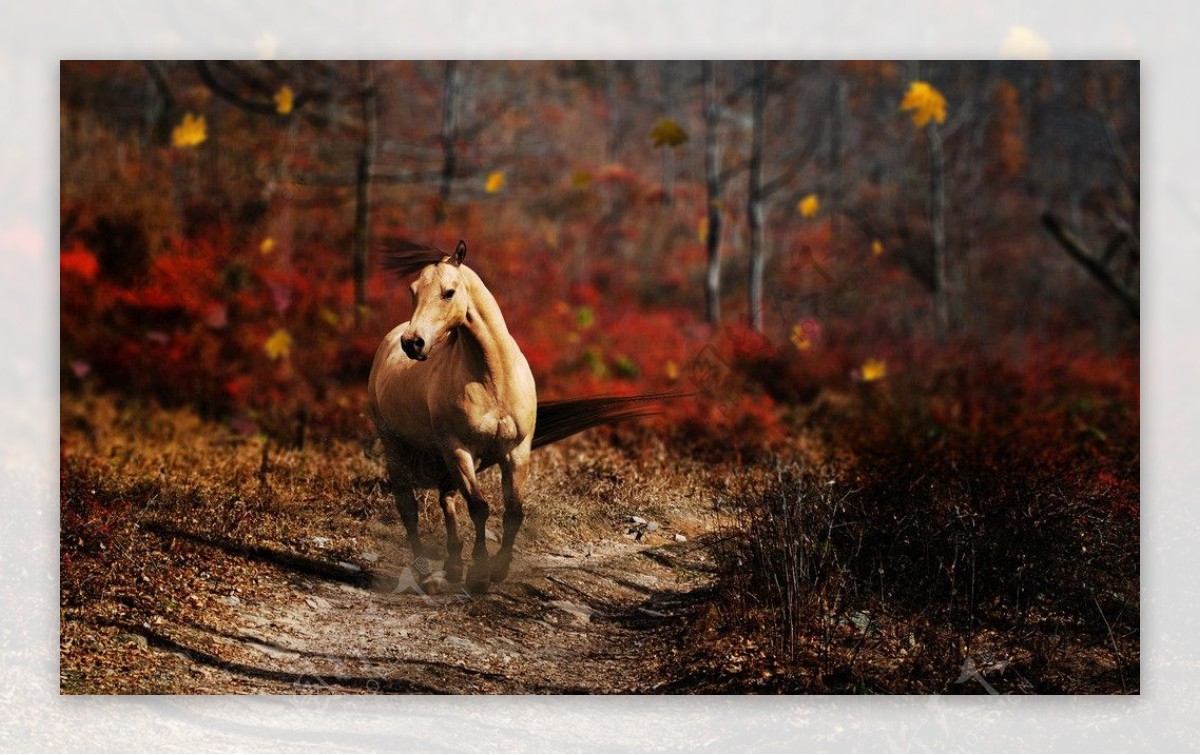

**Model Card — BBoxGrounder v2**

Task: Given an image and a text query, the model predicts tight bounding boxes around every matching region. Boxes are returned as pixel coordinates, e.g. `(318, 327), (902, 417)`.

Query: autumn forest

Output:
(60, 60), (1138, 694)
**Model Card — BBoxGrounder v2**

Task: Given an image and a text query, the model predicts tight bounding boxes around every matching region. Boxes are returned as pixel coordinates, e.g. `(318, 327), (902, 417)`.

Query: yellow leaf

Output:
(171, 112), (207, 148)
(319, 307), (340, 327)
(274, 85), (294, 115)
(665, 360), (680, 381)
(797, 194), (820, 219)
(790, 325), (813, 352)
(861, 358), (887, 382)
(260, 237), (276, 255)
(899, 81), (947, 128)
(697, 217), (709, 244)
(264, 328), (293, 361)
(649, 118), (689, 148)
(485, 171), (506, 193)
(871, 239), (884, 256)
(570, 170), (592, 189)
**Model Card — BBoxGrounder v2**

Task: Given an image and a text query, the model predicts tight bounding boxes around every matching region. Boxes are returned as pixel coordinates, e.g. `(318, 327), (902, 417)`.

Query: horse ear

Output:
(452, 240), (467, 266)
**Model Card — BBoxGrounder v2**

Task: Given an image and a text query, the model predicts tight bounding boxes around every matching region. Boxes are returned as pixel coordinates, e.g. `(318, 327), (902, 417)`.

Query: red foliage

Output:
(60, 244), (99, 281)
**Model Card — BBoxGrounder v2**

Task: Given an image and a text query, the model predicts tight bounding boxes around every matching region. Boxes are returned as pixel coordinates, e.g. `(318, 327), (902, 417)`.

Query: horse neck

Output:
(458, 267), (520, 382)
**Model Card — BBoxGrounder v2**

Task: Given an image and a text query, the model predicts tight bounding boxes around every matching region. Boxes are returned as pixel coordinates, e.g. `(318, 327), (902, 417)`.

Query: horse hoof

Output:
(466, 563), (491, 593)
(490, 555), (513, 583)
(444, 561), (464, 584)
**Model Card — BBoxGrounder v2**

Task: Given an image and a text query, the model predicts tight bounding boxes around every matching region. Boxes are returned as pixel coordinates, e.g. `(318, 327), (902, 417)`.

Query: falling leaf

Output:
(274, 85), (294, 115)
(485, 171), (506, 193)
(264, 328), (293, 361)
(613, 354), (640, 378)
(790, 325), (813, 351)
(260, 237), (276, 255)
(649, 118), (689, 148)
(570, 170), (592, 189)
(319, 307), (340, 327)
(697, 217), (709, 244)
(871, 239), (885, 256)
(861, 358), (887, 382)
(171, 112), (207, 148)
(797, 194), (820, 219)
(900, 81), (947, 128)
(665, 360), (680, 381)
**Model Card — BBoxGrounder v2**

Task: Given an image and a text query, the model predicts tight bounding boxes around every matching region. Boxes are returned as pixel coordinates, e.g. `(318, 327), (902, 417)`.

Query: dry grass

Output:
(59, 390), (720, 693)
(669, 376), (1139, 694)
(60, 372), (1137, 695)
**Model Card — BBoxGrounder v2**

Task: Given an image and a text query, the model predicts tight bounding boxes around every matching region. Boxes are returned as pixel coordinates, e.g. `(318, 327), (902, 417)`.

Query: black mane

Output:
(377, 239), (449, 277)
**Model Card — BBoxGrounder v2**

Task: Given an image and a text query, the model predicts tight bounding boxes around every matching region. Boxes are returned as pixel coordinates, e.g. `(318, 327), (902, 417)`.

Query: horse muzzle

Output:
(400, 334), (428, 361)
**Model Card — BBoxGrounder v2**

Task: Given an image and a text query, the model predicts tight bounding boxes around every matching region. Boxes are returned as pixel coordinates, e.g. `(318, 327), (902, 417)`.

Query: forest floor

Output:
(60, 392), (723, 694)
(59, 386), (1138, 695)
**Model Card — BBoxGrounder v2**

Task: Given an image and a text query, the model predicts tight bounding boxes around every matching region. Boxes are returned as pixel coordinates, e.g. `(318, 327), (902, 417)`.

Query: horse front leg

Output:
(384, 452), (427, 566)
(492, 442), (531, 583)
(438, 475), (464, 584)
(444, 447), (492, 592)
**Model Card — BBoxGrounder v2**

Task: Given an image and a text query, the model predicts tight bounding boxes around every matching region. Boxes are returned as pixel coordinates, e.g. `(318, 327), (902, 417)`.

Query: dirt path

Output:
(60, 397), (725, 694)
(112, 531), (714, 694)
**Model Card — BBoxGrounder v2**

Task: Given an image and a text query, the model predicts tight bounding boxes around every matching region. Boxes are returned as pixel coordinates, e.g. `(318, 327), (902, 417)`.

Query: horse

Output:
(370, 239), (674, 592)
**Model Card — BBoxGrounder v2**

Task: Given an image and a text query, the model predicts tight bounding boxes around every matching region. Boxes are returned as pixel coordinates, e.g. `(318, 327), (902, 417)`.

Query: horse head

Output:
(400, 240), (469, 361)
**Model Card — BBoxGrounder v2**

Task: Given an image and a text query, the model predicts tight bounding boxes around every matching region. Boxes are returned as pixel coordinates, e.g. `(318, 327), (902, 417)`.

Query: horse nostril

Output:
(401, 335), (426, 360)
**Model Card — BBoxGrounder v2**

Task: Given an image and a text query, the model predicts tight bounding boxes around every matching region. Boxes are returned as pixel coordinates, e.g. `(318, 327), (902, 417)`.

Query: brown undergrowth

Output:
(59, 390), (718, 693)
(669, 355), (1139, 694)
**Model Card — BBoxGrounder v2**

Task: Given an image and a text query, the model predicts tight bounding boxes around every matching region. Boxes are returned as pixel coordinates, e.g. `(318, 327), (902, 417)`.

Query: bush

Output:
(687, 347), (1139, 694)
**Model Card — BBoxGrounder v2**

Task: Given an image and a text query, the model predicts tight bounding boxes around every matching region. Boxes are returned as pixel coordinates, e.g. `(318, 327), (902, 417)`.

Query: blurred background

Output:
(59, 60), (1139, 450)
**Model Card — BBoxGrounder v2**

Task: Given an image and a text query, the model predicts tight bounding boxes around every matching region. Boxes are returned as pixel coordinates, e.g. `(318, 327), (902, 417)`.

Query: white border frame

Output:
(5, 1), (1194, 750)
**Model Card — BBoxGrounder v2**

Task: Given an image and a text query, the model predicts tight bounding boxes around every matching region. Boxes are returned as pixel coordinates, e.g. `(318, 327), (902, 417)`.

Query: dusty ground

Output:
(60, 393), (721, 694)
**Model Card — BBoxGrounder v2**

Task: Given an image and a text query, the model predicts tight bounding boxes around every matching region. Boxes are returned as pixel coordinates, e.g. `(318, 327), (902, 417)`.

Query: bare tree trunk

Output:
(661, 147), (675, 207)
(436, 61), (462, 224)
(605, 62), (620, 161)
(660, 61), (676, 207)
(139, 60), (176, 145)
(703, 61), (723, 326)
(926, 121), (949, 341)
(829, 76), (847, 239)
(352, 62), (377, 328)
(747, 62), (767, 332)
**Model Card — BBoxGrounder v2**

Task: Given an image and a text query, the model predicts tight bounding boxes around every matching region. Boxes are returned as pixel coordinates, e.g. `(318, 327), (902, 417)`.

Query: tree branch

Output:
(1041, 213), (1139, 320)
(194, 61), (330, 119)
(140, 61), (175, 112)
(195, 61), (278, 114)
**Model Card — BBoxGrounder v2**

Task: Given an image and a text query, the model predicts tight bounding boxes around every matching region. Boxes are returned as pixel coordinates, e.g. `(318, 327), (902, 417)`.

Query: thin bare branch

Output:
(1041, 213), (1139, 320)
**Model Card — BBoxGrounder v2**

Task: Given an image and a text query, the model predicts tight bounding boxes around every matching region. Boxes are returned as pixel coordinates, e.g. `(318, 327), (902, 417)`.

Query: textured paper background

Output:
(4, 0), (1192, 750)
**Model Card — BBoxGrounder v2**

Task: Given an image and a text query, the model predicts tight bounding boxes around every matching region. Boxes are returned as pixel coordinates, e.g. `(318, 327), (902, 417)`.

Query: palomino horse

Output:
(371, 239), (677, 592)
(370, 240), (535, 591)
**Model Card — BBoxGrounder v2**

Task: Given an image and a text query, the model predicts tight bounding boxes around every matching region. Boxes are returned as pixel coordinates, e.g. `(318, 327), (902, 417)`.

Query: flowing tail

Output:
(531, 392), (690, 451)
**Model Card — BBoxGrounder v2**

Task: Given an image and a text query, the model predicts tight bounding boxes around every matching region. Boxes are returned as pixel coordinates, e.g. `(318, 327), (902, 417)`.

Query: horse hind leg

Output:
(492, 444), (530, 583)
(438, 476), (464, 583)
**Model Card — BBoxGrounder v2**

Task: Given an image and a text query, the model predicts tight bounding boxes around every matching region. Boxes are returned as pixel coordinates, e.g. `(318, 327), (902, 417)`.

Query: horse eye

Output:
(442, 289), (456, 300)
